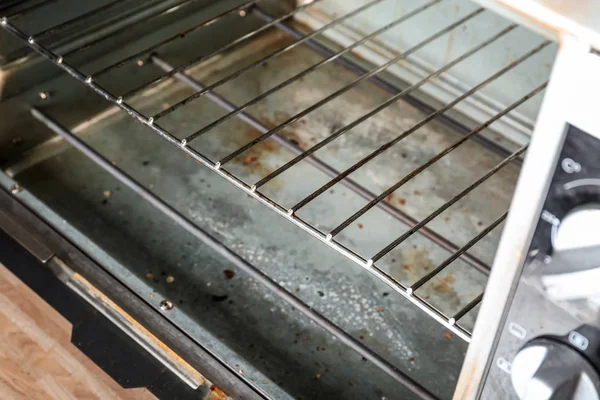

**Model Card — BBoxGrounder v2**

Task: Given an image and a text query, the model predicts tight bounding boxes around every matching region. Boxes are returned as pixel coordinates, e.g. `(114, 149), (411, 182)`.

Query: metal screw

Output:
(10, 184), (22, 194)
(160, 300), (173, 311)
(38, 91), (50, 100)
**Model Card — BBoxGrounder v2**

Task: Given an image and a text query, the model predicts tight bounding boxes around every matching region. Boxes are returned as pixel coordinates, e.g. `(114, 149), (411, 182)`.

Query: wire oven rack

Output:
(1, 0), (550, 396)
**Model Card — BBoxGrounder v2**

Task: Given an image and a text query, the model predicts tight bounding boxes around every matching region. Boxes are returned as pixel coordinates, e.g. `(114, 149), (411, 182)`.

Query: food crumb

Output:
(295, 287), (300, 292)
(444, 332), (452, 339)
(224, 269), (236, 279)
(398, 197), (406, 205)
(245, 156), (258, 164)
(207, 282), (212, 287)
(375, 307), (385, 312)
(262, 380), (268, 384)
(357, 223), (363, 229)
(315, 374), (321, 380)
(444, 216), (451, 222)
(145, 272), (153, 280)
(166, 275), (175, 284)
(103, 190), (111, 198)
(409, 357), (415, 362)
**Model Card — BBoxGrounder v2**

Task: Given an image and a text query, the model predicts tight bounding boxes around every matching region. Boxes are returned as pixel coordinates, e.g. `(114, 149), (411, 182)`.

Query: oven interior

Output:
(0, 0), (557, 398)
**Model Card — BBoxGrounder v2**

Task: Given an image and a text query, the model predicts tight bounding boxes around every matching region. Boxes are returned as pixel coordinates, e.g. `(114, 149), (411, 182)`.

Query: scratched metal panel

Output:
(5, 25), (531, 398)
(294, 0), (557, 145)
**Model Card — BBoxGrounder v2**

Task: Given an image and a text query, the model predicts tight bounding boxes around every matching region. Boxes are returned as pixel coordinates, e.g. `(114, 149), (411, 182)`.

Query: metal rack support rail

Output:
(255, 6), (523, 164)
(1, 16), (474, 342)
(30, 107), (438, 400)
(150, 54), (493, 276)
(151, 0), (441, 123)
(119, 0), (328, 100)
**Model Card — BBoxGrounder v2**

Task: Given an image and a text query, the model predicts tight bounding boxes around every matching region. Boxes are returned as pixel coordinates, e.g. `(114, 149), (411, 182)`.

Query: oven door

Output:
(455, 36), (600, 399)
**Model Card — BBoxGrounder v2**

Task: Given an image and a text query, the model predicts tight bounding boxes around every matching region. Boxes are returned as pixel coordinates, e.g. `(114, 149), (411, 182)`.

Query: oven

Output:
(0, 1), (598, 399)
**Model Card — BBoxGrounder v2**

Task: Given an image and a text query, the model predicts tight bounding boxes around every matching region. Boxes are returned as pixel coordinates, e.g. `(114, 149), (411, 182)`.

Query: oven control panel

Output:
(481, 124), (600, 399)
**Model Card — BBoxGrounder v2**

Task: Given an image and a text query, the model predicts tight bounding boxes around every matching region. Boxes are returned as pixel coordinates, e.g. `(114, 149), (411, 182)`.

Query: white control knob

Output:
(541, 206), (600, 301)
(511, 339), (600, 400)
(553, 206), (600, 251)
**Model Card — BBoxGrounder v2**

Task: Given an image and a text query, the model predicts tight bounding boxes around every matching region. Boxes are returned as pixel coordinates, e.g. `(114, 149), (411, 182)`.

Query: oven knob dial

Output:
(540, 205), (600, 301)
(511, 339), (600, 400)
(553, 205), (600, 252)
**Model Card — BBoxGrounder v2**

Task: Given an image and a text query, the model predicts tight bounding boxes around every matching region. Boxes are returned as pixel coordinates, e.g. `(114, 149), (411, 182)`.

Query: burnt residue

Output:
(223, 269), (236, 279)
(211, 294), (229, 302)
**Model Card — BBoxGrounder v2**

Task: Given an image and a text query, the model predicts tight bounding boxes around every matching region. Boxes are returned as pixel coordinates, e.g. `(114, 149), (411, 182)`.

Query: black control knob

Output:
(511, 338), (600, 400)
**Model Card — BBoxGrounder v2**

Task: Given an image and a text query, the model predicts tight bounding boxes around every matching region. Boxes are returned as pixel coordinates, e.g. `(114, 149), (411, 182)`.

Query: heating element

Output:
(0, 0), (555, 398)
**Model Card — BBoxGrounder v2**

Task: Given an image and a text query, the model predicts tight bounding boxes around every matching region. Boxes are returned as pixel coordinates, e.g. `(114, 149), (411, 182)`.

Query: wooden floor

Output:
(0, 263), (157, 400)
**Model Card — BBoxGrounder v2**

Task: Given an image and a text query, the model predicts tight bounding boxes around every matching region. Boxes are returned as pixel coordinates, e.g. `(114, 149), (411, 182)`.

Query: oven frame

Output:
(455, 35), (600, 398)
(2, 1), (598, 399)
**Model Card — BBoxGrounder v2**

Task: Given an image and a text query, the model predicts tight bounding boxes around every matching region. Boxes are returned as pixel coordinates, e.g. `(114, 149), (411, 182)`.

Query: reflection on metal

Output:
(47, 257), (207, 390)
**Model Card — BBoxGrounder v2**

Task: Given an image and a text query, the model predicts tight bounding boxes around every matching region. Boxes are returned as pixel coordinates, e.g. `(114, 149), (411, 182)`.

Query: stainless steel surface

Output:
(0, 205), (54, 262)
(30, 106), (437, 399)
(0, 0), (559, 398)
(0, 0), (541, 342)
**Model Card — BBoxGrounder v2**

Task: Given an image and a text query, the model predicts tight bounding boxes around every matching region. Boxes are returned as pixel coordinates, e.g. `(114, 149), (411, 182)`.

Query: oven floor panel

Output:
(12, 28), (525, 399)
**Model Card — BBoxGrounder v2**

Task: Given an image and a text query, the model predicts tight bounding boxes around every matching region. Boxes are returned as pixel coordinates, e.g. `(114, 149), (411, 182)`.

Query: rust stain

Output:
(207, 385), (228, 400)
(384, 193), (407, 206)
(70, 273), (207, 388)
(432, 273), (456, 294)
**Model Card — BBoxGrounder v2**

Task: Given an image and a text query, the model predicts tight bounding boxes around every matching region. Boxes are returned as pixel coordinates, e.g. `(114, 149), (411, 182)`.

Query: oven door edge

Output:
(0, 184), (266, 400)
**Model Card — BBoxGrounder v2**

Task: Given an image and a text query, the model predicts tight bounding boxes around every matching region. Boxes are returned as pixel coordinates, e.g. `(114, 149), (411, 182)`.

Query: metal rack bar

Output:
(151, 54), (493, 275)
(182, 0), (446, 145)
(4, 0), (58, 19)
(30, 0), (129, 39)
(1, 12), (483, 342)
(232, 18), (510, 176)
(290, 42), (549, 214)
(372, 147), (525, 263)
(329, 84), (546, 236)
(256, 7), (522, 165)
(59, 0), (201, 59)
(451, 293), (484, 324)
(151, 0), (395, 122)
(409, 212), (508, 294)
(89, 0), (255, 79)
(219, 8), (489, 167)
(120, 0), (326, 100)
(30, 107), (437, 400)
